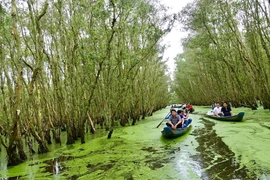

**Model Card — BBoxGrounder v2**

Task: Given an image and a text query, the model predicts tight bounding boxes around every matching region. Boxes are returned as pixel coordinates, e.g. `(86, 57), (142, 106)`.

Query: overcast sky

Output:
(159, 0), (194, 74)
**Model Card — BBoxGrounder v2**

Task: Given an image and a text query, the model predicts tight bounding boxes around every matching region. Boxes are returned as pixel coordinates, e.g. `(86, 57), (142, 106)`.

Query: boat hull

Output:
(161, 119), (192, 138)
(205, 112), (244, 122)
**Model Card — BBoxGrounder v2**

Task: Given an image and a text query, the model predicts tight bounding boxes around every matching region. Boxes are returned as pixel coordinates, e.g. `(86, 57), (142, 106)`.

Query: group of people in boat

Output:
(211, 102), (233, 117)
(166, 108), (190, 130)
(171, 103), (194, 113)
(166, 102), (234, 130)
(182, 103), (194, 113)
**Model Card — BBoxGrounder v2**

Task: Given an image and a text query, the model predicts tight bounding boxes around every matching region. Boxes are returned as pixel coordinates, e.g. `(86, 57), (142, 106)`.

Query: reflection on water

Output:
(42, 156), (73, 174)
(176, 150), (203, 179)
(192, 118), (255, 180)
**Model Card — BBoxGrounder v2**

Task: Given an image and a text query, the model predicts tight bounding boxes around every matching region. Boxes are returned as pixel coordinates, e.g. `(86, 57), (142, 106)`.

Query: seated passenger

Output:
(166, 109), (183, 129)
(177, 110), (191, 128)
(165, 113), (171, 120)
(182, 104), (187, 110)
(177, 109), (188, 120)
(213, 103), (222, 117)
(165, 108), (173, 119)
(186, 104), (194, 113)
(221, 102), (233, 116)
(211, 103), (217, 110)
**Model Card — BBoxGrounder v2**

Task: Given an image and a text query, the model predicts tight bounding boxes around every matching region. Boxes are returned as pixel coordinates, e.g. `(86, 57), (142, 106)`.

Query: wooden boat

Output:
(204, 112), (244, 122)
(161, 119), (192, 138)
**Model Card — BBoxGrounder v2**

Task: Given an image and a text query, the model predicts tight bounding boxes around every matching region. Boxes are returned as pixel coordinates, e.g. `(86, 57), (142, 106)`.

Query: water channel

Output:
(0, 106), (270, 179)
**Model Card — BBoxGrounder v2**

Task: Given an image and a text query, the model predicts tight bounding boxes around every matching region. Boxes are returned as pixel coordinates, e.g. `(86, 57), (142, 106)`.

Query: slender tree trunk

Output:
(5, 0), (27, 166)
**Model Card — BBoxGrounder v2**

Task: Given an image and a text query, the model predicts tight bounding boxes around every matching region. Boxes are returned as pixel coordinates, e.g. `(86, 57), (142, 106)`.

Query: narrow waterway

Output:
(0, 106), (270, 179)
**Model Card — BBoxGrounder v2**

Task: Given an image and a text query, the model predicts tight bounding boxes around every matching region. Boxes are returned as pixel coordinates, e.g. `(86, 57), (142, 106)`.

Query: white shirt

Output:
(213, 107), (222, 114)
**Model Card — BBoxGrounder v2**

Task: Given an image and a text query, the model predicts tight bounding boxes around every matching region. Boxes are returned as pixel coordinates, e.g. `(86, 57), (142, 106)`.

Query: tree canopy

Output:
(0, 0), (173, 166)
(174, 0), (270, 109)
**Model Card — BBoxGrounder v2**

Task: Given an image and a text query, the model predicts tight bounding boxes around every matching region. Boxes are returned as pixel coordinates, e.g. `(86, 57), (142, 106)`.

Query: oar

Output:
(156, 112), (170, 128)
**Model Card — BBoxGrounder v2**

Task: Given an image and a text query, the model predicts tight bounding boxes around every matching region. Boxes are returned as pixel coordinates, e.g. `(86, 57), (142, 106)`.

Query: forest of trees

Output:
(0, 0), (173, 166)
(174, 0), (270, 109)
(2, 0), (269, 167)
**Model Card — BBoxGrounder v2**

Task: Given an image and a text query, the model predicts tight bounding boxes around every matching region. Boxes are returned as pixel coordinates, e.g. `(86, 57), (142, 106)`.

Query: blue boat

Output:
(161, 119), (192, 138)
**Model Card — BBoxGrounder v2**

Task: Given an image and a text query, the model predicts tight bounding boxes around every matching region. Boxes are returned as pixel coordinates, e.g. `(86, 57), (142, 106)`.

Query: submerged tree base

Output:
(7, 148), (25, 166)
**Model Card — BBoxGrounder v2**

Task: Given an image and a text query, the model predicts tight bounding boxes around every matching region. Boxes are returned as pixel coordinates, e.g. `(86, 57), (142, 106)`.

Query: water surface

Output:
(1, 106), (269, 179)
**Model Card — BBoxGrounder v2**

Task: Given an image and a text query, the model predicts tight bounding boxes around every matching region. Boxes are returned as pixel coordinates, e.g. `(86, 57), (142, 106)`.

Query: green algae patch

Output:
(0, 107), (202, 179)
(195, 105), (270, 179)
(213, 119), (270, 178)
(191, 117), (251, 179)
(2, 106), (270, 179)
(56, 108), (202, 179)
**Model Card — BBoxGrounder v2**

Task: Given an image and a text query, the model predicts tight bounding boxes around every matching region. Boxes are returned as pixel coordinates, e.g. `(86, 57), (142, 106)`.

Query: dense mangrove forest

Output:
(0, 0), (172, 166)
(174, 0), (270, 109)
(1, 0), (270, 179)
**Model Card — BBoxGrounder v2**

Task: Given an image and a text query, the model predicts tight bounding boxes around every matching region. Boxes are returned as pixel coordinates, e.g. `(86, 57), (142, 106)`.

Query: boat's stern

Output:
(162, 126), (174, 137)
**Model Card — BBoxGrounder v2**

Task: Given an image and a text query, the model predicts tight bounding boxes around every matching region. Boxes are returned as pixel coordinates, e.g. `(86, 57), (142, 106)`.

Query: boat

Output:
(161, 119), (192, 138)
(204, 112), (244, 122)
(207, 110), (214, 116)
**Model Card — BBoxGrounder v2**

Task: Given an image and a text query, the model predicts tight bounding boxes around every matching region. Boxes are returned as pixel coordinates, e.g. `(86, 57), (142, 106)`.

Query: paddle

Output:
(156, 112), (170, 128)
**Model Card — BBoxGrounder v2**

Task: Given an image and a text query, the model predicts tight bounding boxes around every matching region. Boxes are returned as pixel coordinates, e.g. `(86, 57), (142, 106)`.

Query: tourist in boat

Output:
(211, 103), (216, 110)
(213, 103), (223, 117)
(177, 109), (188, 120)
(177, 109), (192, 128)
(221, 102), (233, 116)
(165, 109), (172, 120)
(186, 104), (195, 113)
(207, 103), (216, 115)
(182, 103), (187, 110)
(166, 109), (183, 129)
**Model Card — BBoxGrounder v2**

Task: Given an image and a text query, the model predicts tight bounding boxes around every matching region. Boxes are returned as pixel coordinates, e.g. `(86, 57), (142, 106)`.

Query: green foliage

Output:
(0, 0), (174, 166)
(174, 0), (270, 108)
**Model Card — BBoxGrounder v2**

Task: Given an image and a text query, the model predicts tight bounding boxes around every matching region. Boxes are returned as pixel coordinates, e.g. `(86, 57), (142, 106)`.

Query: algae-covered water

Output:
(0, 106), (270, 179)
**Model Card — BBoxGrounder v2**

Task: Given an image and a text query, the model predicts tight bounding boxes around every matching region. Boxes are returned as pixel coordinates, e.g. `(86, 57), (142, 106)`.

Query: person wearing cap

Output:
(166, 109), (183, 129)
